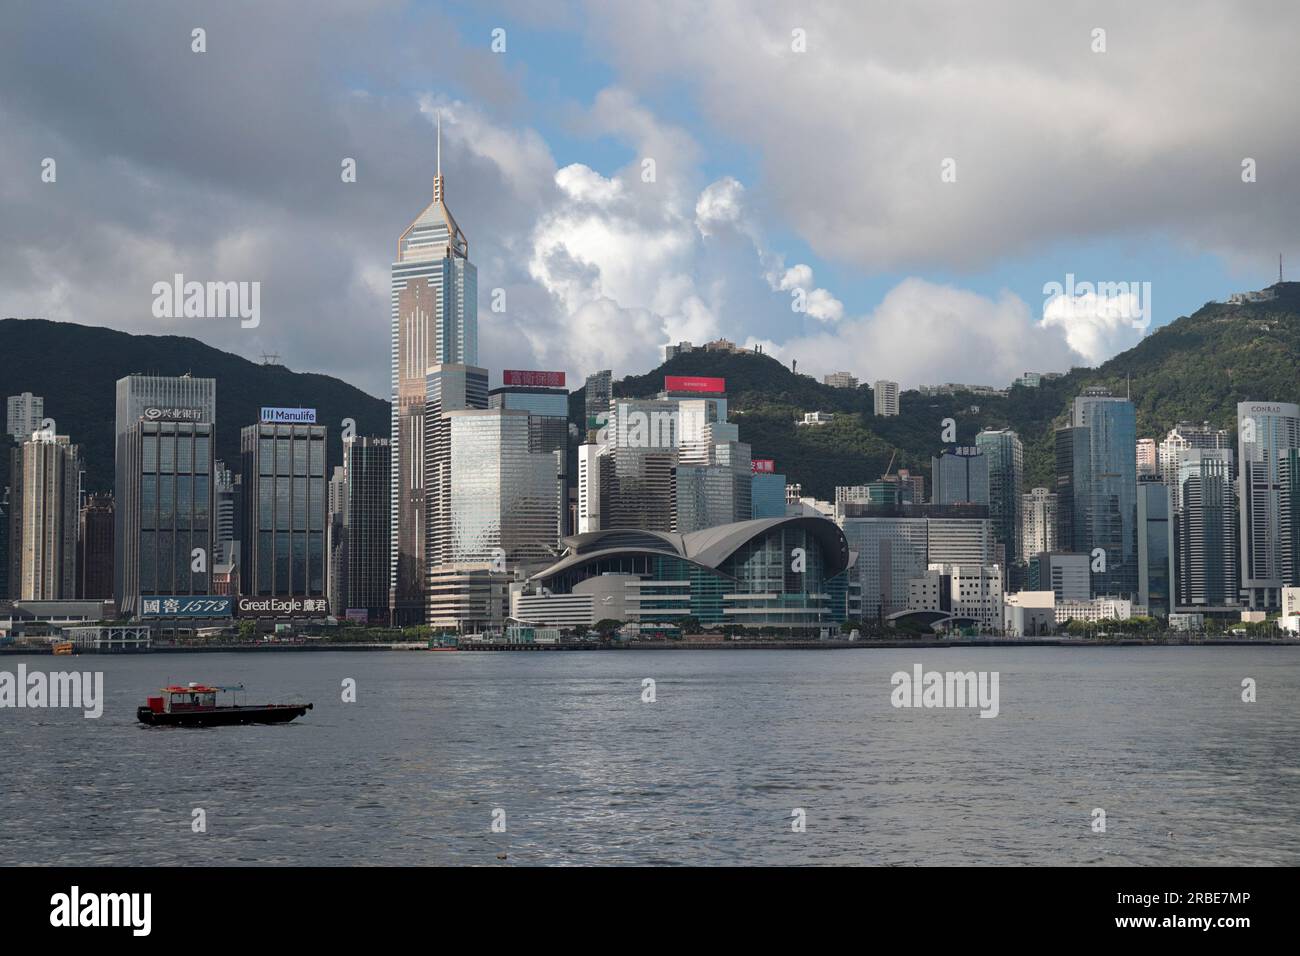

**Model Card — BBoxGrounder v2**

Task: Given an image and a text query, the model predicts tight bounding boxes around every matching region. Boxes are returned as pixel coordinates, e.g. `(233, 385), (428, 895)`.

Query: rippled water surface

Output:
(2, 647), (1298, 865)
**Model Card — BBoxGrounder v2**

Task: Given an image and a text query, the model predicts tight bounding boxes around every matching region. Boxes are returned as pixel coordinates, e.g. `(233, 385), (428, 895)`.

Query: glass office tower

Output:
(1064, 388), (1138, 598)
(240, 423), (328, 599)
(1237, 401), (1300, 608)
(125, 420), (214, 612)
(1136, 477), (1173, 617)
(1175, 449), (1239, 608)
(390, 130), (477, 625)
(114, 374), (217, 616)
(976, 428), (1024, 564)
(345, 437), (391, 622)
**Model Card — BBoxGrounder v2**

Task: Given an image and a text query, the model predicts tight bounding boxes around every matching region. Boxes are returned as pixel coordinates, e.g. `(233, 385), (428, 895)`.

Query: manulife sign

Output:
(259, 407), (317, 424)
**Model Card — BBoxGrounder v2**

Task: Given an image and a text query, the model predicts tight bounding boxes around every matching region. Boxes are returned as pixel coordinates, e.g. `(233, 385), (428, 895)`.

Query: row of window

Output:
(140, 434), (211, 474)
(256, 478), (327, 531)
(138, 531), (209, 593)
(140, 475), (211, 529)
(257, 437), (326, 477)
(253, 531), (325, 594)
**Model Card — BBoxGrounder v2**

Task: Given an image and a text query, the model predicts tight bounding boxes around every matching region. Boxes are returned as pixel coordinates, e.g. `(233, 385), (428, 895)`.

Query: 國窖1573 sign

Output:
(140, 596), (232, 618)
(259, 407), (317, 424)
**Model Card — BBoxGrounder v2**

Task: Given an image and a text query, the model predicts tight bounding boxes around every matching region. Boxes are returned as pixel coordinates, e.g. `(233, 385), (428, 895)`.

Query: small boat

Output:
(52, 641), (75, 656)
(137, 682), (312, 727)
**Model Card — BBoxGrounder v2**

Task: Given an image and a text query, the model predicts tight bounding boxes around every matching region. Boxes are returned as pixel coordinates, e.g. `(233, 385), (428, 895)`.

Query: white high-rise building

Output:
(1021, 487), (1058, 559)
(577, 443), (607, 534)
(873, 380), (900, 417)
(6, 392), (44, 441)
(1158, 421), (1231, 510)
(9, 433), (81, 600)
(1136, 438), (1158, 477)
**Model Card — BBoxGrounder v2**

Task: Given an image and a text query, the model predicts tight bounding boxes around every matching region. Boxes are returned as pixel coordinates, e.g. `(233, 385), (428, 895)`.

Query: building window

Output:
(258, 532), (273, 593)
(139, 532), (155, 590)
(293, 477), (307, 529)
(275, 477), (290, 530)
(176, 476), (192, 530)
(159, 475), (175, 527)
(159, 434), (176, 473)
(309, 532), (324, 594)
(141, 475), (157, 530)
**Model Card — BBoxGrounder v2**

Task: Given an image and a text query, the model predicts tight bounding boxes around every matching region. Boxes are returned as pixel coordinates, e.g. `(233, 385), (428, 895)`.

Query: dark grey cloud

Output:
(0, 0), (544, 396)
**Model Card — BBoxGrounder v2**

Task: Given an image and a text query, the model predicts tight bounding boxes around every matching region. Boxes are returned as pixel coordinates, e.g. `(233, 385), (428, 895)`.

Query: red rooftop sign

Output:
(503, 369), (566, 388)
(665, 375), (726, 394)
(752, 458), (775, 474)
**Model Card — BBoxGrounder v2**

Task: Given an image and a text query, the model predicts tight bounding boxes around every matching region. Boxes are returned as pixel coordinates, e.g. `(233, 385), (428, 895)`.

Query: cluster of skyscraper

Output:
(2, 378), (394, 630)
(817, 387), (1300, 634)
(7, 143), (1300, 640)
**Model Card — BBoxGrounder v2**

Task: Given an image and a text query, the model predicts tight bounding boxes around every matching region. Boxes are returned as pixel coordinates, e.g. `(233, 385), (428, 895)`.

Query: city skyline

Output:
(4, 2), (1300, 888)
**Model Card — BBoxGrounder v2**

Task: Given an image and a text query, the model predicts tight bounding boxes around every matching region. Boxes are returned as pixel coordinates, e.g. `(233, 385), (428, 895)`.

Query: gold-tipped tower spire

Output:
(398, 109), (468, 261)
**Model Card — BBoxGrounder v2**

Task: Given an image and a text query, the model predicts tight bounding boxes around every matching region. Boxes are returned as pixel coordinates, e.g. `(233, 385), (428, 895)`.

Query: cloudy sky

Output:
(3, 1), (1297, 398)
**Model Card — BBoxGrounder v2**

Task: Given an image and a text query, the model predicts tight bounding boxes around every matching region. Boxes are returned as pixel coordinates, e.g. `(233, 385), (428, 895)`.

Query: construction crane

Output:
(882, 448), (897, 480)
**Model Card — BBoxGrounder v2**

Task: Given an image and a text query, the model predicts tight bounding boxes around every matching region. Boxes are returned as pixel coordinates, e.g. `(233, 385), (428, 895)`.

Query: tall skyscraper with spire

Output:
(390, 116), (478, 624)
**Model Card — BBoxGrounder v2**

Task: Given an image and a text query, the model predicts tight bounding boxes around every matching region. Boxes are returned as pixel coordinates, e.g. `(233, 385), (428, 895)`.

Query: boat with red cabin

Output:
(137, 683), (312, 727)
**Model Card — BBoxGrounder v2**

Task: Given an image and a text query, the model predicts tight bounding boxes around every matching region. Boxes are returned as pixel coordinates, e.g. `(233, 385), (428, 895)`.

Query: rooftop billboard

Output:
(259, 407), (317, 424)
(502, 370), (566, 388)
(664, 375), (725, 394)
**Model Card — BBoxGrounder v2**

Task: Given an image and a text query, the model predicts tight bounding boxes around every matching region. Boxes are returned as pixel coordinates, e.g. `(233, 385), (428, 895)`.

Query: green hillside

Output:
(7, 280), (1299, 509)
(0, 318), (389, 494)
(583, 282), (1300, 499)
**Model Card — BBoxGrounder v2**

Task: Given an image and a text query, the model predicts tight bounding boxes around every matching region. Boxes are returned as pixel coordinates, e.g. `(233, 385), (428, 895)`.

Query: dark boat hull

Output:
(136, 703), (312, 727)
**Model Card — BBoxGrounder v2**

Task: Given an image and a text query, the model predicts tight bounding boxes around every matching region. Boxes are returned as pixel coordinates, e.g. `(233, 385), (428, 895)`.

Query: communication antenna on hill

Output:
(261, 353), (282, 367)
(1280, 253), (1284, 284)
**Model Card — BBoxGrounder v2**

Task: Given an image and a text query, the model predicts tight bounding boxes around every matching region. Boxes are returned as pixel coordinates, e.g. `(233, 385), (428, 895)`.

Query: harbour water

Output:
(2, 647), (1298, 865)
